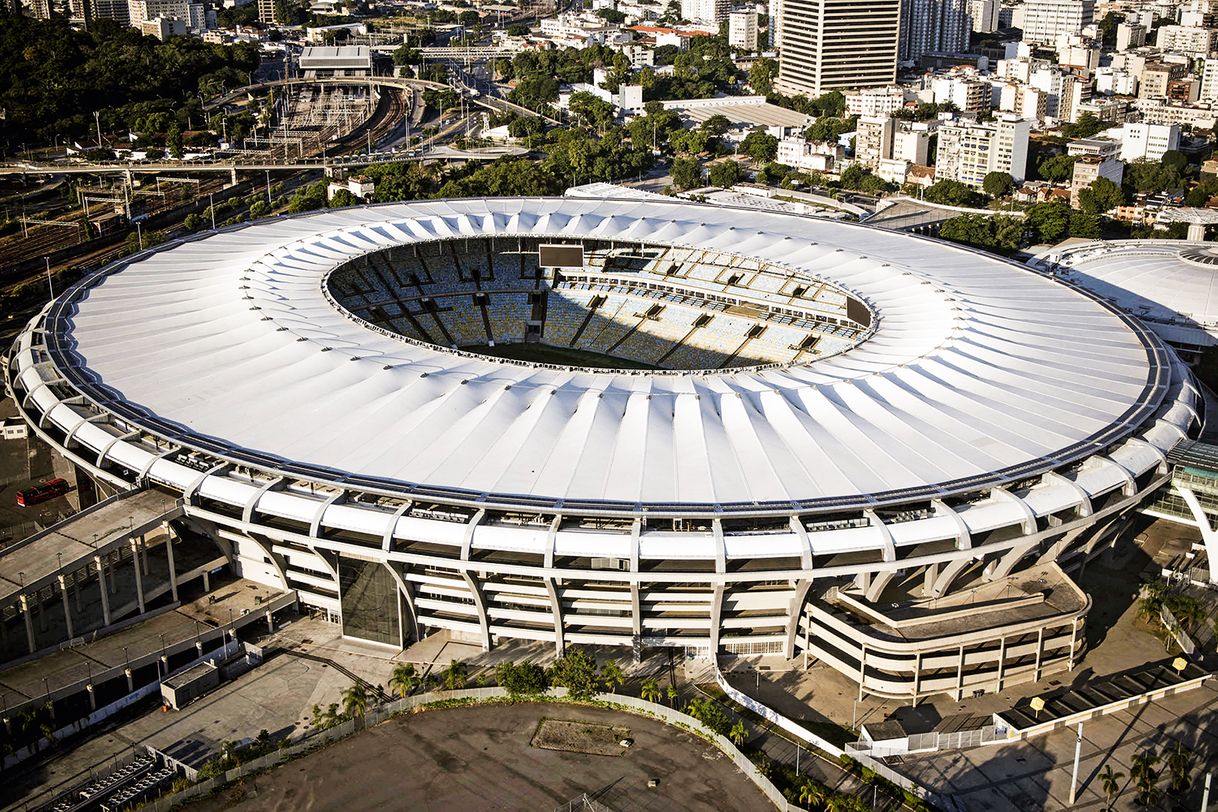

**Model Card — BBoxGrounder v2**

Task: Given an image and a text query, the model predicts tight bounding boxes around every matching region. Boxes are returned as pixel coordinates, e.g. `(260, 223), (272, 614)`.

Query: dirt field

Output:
(185, 702), (771, 811)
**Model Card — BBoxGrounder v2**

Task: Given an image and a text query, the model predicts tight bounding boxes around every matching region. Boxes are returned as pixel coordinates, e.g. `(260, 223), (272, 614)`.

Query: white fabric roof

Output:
(57, 198), (1164, 510)
(1049, 240), (1218, 348)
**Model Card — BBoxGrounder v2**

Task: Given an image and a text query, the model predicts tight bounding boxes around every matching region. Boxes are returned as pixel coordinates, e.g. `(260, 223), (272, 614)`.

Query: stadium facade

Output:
(6, 198), (1201, 702)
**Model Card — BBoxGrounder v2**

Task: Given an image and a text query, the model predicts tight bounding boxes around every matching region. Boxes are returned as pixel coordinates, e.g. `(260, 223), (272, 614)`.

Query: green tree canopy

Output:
(708, 159), (741, 187)
(1078, 176), (1124, 214)
(671, 156), (703, 189)
(982, 171), (1015, 198)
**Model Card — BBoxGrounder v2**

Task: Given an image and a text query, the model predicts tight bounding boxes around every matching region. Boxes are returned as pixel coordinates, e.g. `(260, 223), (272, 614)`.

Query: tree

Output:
(938, 213), (1023, 253)
(700, 114), (731, 137)
(1130, 750), (1161, 807)
(495, 661), (549, 696)
(389, 662), (421, 698)
(1099, 764), (1124, 809)
(798, 779), (826, 809)
(1161, 149), (1189, 175)
(568, 90), (616, 133)
(708, 159), (741, 188)
(924, 179), (984, 207)
(1037, 153), (1077, 183)
(748, 58), (778, 95)
(982, 171), (1014, 198)
(341, 682), (369, 719)
(664, 683), (678, 707)
(729, 719), (748, 746)
(1078, 176), (1124, 214)
(1165, 740), (1193, 795)
(671, 156), (703, 190)
(599, 660), (626, 693)
(549, 648), (600, 699)
(441, 659), (468, 690)
(328, 189), (358, 208)
(741, 129), (778, 162)
(1062, 112), (1106, 139)
(1025, 200), (1075, 243)
(167, 123), (183, 159)
(640, 678), (661, 704)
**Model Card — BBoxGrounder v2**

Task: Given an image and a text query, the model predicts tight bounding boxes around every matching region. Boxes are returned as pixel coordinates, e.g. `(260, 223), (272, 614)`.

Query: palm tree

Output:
(640, 678), (661, 704)
(389, 662), (421, 699)
(797, 779), (825, 810)
(1130, 749), (1161, 807)
(729, 719), (748, 747)
(442, 659), (469, 690)
(324, 702), (340, 728)
(599, 660), (626, 693)
(1099, 764), (1124, 809)
(1165, 740), (1194, 794)
(665, 683), (679, 708)
(825, 795), (867, 812)
(219, 739), (240, 766)
(341, 681), (370, 719)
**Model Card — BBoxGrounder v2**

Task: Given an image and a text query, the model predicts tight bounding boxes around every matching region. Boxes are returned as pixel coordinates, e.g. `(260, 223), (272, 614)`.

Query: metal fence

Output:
(137, 687), (797, 812)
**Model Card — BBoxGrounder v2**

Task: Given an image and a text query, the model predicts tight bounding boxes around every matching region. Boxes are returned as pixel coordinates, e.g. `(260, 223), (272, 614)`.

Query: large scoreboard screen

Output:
(539, 244), (585, 269)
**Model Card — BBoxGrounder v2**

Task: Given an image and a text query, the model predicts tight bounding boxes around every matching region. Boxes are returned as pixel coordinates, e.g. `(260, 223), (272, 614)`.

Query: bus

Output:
(15, 478), (69, 507)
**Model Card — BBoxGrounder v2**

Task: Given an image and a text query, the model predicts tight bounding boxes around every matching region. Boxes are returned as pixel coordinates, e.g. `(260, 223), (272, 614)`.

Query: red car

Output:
(16, 478), (69, 507)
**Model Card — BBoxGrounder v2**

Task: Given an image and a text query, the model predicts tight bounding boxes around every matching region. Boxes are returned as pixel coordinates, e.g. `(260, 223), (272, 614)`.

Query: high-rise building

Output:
(1017, 0), (1093, 46)
(728, 9), (758, 48)
(681, 0), (730, 25)
(968, 0), (999, 32)
(774, 0), (901, 96)
(934, 114), (1030, 186)
(899, 0), (970, 62)
(854, 115), (895, 166)
(91, 0), (130, 24)
(1119, 122), (1180, 162)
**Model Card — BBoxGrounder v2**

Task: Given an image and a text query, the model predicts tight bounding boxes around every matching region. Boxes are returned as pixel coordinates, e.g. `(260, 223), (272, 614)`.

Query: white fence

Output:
(847, 725), (1007, 758)
(136, 687), (798, 812)
(714, 669), (843, 758)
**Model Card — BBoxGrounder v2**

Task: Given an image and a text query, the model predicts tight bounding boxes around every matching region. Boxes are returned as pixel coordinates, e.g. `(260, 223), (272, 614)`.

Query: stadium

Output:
(5, 197), (1202, 703)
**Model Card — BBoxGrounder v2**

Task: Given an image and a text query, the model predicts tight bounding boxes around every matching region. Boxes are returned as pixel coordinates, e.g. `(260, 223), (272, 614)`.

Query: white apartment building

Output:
(999, 83), (1048, 120)
(681, 0), (730, 24)
(1202, 58), (1218, 103)
(931, 74), (992, 112)
(1070, 156), (1124, 207)
(1095, 67), (1138, 97)
(969, 0), (1000, 32)
(846, 86), (909, 116)
(775, 0), (901, 95)
(775, 137), (846, 171)
(854, 115), (895, 166)
(1116, 22), (1145, 50)
(1018, 0), (1093, 46)
(1119, 122), (1180, 162)
(1156, 24), (1214, 57)
(1132, 99), (1216, 130)
(130, 0), (205, 30)
(1030, 67), (1089, 121)
(934, 114), (1030, 186)
(728, 9), (758, 48)
(899, 0), (970, 62)
(853, 115), (936, 167)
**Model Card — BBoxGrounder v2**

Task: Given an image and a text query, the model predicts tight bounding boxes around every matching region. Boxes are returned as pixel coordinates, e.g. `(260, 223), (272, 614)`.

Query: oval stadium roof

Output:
(48, 198), (1171, 512)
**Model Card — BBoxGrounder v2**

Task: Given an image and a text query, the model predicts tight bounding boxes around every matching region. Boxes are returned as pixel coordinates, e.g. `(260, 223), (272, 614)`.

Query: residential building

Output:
(140, 15), (185, 37)
(930, 73), (991, 112)
(999, 83), (1049, 120)
(1134, 99), (1218, 130)
(1070, 156), (1124, 207)
(129, 0), (206, 30)
(1140, 62), (1186, 100)
(1201, 58), (1218, 103)
(1074, 97), (1129, 123)
(1018, 0), (1093, 46)
(681, 0), (730, 24)
(845, 86), (908, 116)
(91, 0), (130, 24)
(1094, 67), (1138, 97)
(968, 0), (1000, 32)
(892, 118), (936, 163)
(1156, 24), (1214, 57)
(774, 0), (901, 95)
(775, 137), (846, 171)
(1119, 122), (1180, 162)
(899, 0), (970, 62)
(854, 115), (895, 166)
(934, 114), (1030, 186)
(1066, 137), (1119, 159)
(728, 9), (758, 48)
(1115, 22), (1145, 50)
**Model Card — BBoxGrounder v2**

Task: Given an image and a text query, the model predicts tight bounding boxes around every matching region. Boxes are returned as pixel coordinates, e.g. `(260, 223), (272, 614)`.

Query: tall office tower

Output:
(1018, 0), (1093, 46)
(774, 0), (901, 96)
(899, 0), (971, 61)
(681, 0), (730, 25)
(968, 0), (999, 32)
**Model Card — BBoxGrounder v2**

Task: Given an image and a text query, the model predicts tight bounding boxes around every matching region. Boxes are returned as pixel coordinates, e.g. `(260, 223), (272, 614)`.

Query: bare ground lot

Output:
(185, 703), (771, 812)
